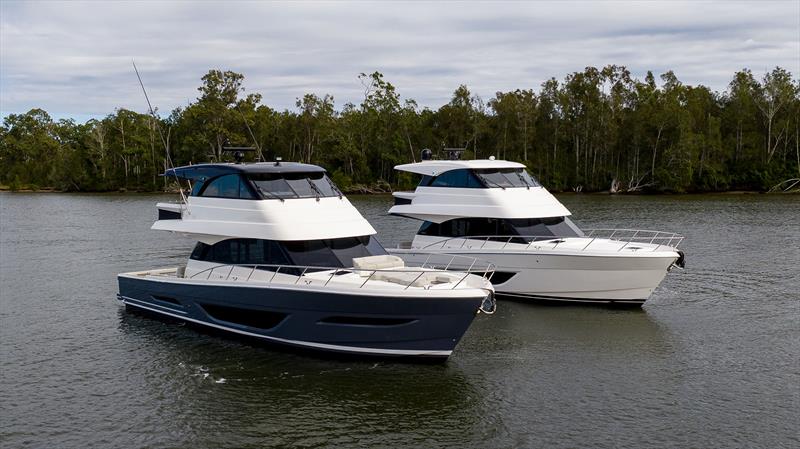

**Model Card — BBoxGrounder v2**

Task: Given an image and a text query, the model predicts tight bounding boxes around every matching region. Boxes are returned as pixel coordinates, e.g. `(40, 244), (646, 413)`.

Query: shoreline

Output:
(1, 187), (796, 195)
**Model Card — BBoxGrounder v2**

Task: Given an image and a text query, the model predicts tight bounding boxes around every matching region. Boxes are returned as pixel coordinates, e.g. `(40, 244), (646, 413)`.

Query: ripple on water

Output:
(1, 192), (799, 448)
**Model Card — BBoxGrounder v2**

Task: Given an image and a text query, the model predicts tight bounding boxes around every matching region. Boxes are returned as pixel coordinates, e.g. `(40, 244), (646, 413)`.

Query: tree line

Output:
(1, 66), (798, 193)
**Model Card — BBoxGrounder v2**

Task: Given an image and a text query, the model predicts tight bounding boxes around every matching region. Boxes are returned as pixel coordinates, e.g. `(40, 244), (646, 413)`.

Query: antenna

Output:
(235, 103), (266, 162)
(133, 60), (187, 204)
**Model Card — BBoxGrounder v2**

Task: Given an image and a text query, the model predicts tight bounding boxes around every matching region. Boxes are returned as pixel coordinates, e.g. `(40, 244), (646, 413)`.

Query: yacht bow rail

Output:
(420, 229), (684, 252)
(185, 254), (495, 291)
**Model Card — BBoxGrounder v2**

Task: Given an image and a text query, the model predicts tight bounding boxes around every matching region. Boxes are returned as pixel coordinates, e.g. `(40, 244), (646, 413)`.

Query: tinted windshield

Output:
(248, 172), (340, 199)
(507, 217), (583, 238)
(282, 236), (387, 268)
(473, 168), (541, 188)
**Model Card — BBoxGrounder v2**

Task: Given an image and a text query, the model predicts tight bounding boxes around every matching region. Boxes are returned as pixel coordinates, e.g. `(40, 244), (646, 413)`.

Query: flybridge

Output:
(164, 162), (326, 182)
(162, 162), (342, 201)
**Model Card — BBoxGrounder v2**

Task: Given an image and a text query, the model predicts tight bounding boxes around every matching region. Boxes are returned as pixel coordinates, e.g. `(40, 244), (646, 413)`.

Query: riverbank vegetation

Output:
(1, 66), (798, 193)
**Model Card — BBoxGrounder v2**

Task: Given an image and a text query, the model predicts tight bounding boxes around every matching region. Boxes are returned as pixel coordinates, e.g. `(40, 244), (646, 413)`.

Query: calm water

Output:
(1, 192), (798, 448)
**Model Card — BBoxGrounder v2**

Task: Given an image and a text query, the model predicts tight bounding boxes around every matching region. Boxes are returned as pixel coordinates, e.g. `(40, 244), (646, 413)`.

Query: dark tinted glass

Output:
(248, 175), (296, 198)
(326, 235), (387, 266)
(309, 173), (339, 197)
(191, 242), (210, 259)
(429, 169), (483, 188)
(191, 180), (205, 196)
(201, 174), (241, 198)
(282, 240), (339, 267)
(191, 236), (385, 269)
(247, 173), (339, 199)
(239, 180), (256, 199)
(474, 168), (541, 188)
(189, 239), (290, 265)
(508, 216), (583, 238)
(418, 217), (577, 241)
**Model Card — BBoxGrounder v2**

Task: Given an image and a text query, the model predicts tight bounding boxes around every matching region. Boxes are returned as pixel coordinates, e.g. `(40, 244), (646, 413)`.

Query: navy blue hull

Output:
(117, 275), (484, 358)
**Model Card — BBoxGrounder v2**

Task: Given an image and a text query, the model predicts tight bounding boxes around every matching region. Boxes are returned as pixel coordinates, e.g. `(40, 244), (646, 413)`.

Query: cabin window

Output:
(418, 175), (434, 187)
(199, 174), (256, 199)
(190, 236), (386, 269)
(190, 240), (290, 266)
(418, 217), (581, 240)
(508, 217), (583, 238)
(283, 236), (386, 268)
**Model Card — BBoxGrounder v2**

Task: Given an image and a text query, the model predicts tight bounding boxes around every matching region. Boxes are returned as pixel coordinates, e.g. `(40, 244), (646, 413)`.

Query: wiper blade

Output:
(256, 186), (285, 202)
(476, 173), (506, 190)
(516, 171), (531, 189)
(326, 177), (344, 198)
(306, 178), (322, 201)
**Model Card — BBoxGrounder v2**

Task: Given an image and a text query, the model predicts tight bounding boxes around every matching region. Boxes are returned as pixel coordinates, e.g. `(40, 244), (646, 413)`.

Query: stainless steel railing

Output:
(420, 229), (684, 253)
(184, 254), (495, 291)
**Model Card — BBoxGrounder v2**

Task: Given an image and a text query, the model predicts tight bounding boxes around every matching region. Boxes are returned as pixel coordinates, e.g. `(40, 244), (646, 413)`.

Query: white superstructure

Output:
(388, 157), (684, 305)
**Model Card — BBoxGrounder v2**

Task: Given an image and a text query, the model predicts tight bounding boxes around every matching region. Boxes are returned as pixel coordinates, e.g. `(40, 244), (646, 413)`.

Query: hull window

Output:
(489, 272), (517, 285)
(199, 303), (286, 330)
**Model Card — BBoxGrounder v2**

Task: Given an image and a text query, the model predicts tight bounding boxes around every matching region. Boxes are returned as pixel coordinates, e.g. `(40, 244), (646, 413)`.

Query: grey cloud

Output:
(1, 0), (798, 120)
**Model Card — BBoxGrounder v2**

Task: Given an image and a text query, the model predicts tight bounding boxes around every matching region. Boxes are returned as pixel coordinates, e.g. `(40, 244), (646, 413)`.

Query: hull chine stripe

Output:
(119, 296), (452, 357)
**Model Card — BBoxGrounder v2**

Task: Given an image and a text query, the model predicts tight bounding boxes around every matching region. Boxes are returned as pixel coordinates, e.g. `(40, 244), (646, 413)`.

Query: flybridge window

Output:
(198, 174), (256, 199)
(473, 169), (541, 188)
(418, 168), (541, 188)
(418, 216), (582, 241)
(247, 172), (340, 199)
(420, 169), (484, 188)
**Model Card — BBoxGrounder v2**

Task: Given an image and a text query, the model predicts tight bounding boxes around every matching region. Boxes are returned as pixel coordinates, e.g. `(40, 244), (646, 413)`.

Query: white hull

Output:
(389, 247), (679, 304)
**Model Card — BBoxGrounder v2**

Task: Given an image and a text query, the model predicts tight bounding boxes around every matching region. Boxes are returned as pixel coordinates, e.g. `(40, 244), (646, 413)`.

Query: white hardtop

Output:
(389, 158), (571, 222)
(395, 159), (525, 177)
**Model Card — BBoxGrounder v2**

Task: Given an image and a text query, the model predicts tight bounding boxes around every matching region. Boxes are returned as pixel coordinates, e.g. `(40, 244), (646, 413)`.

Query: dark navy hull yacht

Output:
(117, 161), (495, 359)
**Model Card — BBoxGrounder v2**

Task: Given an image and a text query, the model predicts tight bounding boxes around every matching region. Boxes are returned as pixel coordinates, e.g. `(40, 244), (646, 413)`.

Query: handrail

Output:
(419, 229), (684, 252)
(184, 255), (495, 291)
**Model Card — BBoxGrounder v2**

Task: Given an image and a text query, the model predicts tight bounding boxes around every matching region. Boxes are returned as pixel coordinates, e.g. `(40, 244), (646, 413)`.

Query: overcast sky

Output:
(1, 1), (798, 122)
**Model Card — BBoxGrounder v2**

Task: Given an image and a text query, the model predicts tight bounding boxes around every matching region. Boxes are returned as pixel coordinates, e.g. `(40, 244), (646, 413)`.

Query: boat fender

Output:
(479, 292), (496, 315)
(671, 250), (686, 270)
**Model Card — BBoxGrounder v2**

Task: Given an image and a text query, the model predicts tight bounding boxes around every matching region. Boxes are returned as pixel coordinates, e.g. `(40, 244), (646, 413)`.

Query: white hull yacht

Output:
(117, 160), (495, 359)
(387, 155), (684, 306)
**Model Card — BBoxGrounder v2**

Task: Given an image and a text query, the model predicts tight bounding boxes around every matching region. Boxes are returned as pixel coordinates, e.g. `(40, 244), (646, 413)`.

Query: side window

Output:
(191, 179), (206, 196)
(282, 240), (340, 268)
(418, 221), (441, 236)
(191, 239), (292, 265)
(201, 174), (242, 198)
(190, 242), (210, 260)
(239, 179), (256, 199)
(430, 169), (483, 188)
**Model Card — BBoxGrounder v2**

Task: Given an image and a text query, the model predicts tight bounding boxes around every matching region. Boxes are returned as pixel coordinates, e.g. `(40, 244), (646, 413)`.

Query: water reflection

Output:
(116, 309), (481, 446)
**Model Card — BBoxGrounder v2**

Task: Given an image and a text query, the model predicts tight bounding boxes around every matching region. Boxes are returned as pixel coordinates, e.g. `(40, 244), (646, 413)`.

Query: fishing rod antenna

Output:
(132, 60), (187, 203)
